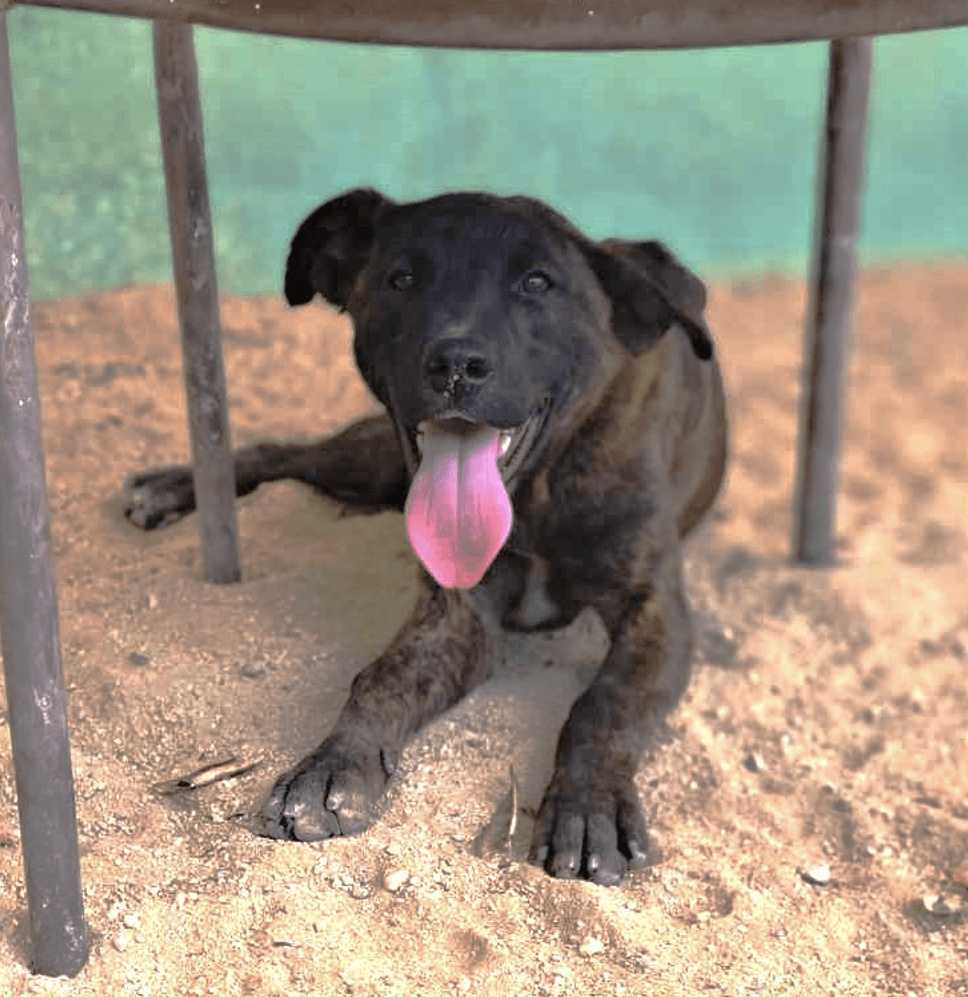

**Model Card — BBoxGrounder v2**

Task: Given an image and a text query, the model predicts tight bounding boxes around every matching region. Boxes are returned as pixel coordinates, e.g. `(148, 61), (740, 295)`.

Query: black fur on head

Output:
(284, 188), (713, 363)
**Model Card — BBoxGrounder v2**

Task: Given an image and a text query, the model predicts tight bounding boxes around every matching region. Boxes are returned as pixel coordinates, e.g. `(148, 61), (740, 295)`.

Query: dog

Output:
(124, 189), (727, 886)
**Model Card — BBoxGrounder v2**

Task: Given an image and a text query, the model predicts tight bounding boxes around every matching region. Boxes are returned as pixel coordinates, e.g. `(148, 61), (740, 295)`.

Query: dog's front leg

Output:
(531, 556), (693, 886)
(260, 580), (490, 841)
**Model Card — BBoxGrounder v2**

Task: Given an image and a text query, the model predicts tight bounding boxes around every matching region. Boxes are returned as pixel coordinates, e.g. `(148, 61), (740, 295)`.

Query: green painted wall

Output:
(8, 8), (968, 301)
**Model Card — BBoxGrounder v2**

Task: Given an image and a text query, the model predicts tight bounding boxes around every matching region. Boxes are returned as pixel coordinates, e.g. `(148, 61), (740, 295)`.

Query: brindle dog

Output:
(124, 189), (727, 886)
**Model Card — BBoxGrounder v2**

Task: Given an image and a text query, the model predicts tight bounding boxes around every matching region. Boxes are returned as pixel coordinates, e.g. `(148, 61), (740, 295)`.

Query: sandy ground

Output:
(0, 263), (966, 996)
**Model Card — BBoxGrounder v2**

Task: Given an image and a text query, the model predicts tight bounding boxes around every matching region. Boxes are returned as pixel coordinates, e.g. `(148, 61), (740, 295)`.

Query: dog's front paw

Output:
(123, 466), (196, 529)
(258, 736), (397, 841)
(529, 774), (649, 886)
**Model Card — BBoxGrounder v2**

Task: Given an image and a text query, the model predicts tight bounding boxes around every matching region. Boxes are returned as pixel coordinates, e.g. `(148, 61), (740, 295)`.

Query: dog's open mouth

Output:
(402, 408), (546, 590)
(412, 411), (543, 482)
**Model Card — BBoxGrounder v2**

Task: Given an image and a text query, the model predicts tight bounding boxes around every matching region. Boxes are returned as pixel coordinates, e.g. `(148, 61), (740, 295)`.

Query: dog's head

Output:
(284, 188), (712, 588)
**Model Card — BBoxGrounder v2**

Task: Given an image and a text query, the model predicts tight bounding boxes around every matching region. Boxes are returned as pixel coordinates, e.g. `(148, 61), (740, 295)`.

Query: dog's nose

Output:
(424, 340), (493, 395)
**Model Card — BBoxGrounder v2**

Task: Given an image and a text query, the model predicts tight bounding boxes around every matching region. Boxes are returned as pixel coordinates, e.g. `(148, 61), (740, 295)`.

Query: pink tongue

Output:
(404, 422), (512, 589)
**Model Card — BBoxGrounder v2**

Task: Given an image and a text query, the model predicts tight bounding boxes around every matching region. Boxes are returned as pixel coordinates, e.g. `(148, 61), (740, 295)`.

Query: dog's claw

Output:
(627, 838), (649, 869)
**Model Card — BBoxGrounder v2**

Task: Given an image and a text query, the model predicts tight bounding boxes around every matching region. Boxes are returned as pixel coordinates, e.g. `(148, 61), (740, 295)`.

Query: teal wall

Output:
(8, 8), (968, 301)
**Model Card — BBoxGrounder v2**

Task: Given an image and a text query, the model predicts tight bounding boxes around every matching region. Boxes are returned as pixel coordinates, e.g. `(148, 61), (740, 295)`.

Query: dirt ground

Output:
(0, 263), (966, 996)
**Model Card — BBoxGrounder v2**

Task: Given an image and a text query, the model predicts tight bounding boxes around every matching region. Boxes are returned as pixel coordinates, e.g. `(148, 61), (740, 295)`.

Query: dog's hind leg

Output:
(124, 413), (407, 529)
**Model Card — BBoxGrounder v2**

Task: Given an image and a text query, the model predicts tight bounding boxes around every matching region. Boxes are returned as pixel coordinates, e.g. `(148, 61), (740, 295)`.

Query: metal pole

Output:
(153, 21), (241, 583)
(0, 14), (89, 977)
(792, 37), (873, 564)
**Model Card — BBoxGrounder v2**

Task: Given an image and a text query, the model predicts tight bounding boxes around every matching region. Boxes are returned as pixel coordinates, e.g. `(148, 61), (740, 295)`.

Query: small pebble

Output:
(743, 752), (767, 773)
(127, 651), (150, 668)
(578, 936), (605, 957)
(922, 893), (964, 916)
(801, 863), (831, 885)
(239, 661), (267, 679)
(383, 868), (410, 893)
(113, 931), (131, 952)
(122, 913), (140, 930)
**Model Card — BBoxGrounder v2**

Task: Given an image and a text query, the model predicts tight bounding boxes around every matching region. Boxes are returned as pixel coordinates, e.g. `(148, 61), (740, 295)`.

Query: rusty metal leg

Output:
(0, 14), (89, 978)
(154, 22), (241, 583)
(792, 38), (874, 564)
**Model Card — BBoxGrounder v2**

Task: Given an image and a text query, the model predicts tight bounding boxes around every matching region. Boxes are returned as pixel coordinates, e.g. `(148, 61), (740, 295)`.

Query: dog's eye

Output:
(521, 270), (553, 295)
(388, 269), (415, 291)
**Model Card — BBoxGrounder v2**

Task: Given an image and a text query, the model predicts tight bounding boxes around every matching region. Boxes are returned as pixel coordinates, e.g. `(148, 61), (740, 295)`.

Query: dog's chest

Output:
(505, 555), (561, 630)
(505, 474), (570, 630)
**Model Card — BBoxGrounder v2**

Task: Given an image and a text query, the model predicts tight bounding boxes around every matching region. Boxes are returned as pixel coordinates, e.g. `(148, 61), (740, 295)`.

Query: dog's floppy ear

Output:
(588, 239), (714, 360)
(284, 188), (393, 309)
